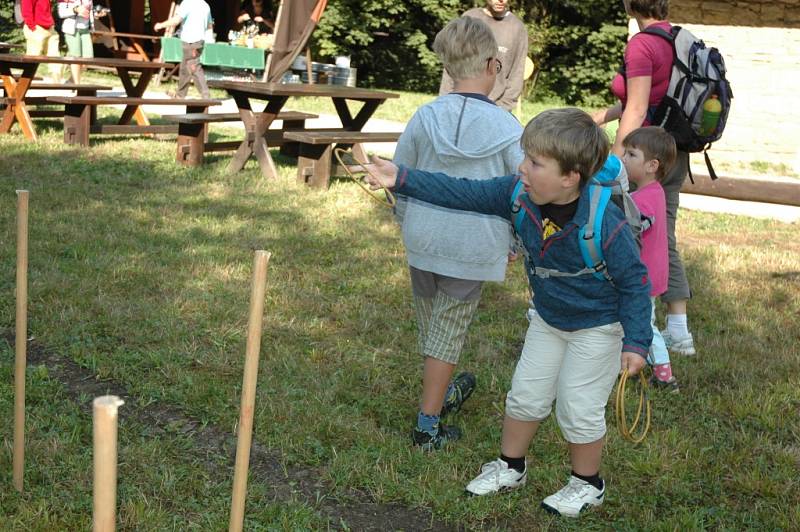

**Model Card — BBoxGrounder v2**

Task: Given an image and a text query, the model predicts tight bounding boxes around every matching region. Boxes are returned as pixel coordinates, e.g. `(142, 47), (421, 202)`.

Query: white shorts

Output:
(505, 311), (623, 444)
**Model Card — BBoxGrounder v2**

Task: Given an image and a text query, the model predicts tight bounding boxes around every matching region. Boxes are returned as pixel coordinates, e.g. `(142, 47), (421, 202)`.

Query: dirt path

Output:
(7, 332), (455, 531)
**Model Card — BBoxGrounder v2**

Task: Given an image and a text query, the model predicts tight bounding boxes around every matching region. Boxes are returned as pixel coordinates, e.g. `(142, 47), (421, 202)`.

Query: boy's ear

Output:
(646, 158), (660, 174)
(562, 169), (581, 188)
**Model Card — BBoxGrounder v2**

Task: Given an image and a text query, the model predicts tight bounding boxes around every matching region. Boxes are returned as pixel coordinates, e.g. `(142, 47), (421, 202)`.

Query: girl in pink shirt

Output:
(622, 126), (679, 391)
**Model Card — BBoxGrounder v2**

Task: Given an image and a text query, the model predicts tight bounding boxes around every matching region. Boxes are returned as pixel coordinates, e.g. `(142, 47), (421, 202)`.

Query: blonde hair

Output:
(433, 16), (497, 81)
(622, 126), (677, 181)
(521, 108), (610, 186)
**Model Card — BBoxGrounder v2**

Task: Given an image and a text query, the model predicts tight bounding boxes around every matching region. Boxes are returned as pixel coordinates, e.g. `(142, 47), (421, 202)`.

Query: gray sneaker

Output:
(661, 329), (696, 356)
(465, 458), (526, 496)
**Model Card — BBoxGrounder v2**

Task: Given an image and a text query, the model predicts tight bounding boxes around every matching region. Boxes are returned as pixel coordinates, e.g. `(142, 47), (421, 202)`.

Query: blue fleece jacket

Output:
(394, 167), (653, 357)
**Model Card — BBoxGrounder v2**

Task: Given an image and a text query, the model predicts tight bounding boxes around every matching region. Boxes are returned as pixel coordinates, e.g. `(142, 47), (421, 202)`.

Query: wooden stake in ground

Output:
(13, 189), (29, 493)
(228, 250), (271, 532)
(93, 395), (124, 532)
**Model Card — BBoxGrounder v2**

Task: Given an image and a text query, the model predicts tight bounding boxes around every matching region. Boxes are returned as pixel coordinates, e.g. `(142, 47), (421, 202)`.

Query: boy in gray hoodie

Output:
(394, 16), (524, 450)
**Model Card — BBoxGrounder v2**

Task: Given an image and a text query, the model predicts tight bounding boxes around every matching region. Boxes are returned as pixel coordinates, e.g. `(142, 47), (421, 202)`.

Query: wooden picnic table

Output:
(206, 80), (399, 179)
(0, 53), (169, 141)
(91, 31), (161, 62)
(0, 42), (24, 54)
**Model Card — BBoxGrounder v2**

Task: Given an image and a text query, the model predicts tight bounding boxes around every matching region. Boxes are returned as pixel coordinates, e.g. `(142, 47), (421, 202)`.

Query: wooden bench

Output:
(283, 130), (401, 189)
(45, 96), (220, 146)
(0, 83), (112, 118)
(163, 111), (319, 167)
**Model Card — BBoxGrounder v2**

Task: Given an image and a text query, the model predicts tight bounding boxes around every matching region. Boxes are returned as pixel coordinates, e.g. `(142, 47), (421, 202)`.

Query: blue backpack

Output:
(510, 155), (643, 285)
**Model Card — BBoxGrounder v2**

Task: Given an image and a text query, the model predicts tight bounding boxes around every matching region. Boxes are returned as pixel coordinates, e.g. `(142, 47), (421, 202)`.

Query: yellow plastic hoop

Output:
(614, 369), (651, 444)
(333, 147), (396, 208)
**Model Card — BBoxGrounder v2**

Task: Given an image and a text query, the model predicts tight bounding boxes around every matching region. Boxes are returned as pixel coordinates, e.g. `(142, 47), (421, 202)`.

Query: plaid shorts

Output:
(411, 268), (481, 365)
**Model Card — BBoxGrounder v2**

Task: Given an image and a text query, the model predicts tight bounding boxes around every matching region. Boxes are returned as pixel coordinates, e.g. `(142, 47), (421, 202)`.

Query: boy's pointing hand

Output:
(365, 155), (399, 190)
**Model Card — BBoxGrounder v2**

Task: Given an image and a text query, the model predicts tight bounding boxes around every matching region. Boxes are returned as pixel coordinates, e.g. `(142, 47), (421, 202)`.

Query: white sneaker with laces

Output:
(465, 458), (526, 496)
(541, 475), (604, 517)
(661, 329), (696, 356)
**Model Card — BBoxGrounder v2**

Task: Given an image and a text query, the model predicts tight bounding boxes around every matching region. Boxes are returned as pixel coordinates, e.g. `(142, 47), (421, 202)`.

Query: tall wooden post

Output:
(93, 396), (124, 532)
(228, 250), (271, 532)
(13, 190), (29, 493)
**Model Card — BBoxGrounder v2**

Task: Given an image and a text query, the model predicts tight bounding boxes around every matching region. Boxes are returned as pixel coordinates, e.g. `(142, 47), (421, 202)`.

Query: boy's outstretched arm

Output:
(366, 156), (515, 219)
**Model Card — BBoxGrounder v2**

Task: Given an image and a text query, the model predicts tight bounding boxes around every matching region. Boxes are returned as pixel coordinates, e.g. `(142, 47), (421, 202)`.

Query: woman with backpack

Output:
(592, 0), (697, 362)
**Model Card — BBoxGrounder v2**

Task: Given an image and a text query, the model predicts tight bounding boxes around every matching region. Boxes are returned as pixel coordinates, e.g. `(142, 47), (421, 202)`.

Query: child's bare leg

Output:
(568, 437), (604, 476)
(666, 299), (687, 315)
(421, 357), (455, 415)
(501, 416), (541, 457)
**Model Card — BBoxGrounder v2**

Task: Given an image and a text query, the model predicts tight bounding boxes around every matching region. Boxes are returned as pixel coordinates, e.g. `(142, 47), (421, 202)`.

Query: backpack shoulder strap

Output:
(641, 25), (675, 42)
(509, 178), (526, 234)
(578, 182), (615, 283)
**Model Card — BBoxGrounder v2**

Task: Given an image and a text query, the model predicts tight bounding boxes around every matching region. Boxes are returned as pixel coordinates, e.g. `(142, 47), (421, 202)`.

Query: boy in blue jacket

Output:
(366, 108), (651, 518)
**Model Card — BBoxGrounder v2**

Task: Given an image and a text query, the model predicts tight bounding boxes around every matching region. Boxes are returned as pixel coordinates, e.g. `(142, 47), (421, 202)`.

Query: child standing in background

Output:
(393, 16), (524, 451)
(622, 126), (679, 392)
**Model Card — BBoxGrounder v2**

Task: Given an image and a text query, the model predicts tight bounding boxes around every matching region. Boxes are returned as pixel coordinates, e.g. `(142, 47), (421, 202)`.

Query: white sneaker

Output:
(661, 329), (696, 356)
(465, 458), (526, 496)
(541, 475), (604, 517)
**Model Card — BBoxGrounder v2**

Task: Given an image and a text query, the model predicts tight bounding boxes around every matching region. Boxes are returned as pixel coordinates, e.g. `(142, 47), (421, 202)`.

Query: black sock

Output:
(571, 470), (603, 491)
(500, 454), (526, 474)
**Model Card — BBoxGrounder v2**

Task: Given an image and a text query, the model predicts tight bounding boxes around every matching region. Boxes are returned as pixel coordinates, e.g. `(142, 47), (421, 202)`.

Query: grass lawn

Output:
(1, 89), (799, 530)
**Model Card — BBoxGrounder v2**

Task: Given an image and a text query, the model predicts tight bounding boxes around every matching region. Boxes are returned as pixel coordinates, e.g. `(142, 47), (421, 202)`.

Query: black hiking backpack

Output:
(623, 25), (733, 180)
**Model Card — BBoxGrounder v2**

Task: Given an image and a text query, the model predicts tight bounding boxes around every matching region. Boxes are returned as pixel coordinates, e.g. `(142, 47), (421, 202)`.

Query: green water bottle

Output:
(699, 94), (722, 136)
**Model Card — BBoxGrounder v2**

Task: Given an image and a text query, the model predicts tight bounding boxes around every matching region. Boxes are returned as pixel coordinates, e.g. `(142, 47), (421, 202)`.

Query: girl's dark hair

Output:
(627, 0), (670, 20)
(622, 126), (677, 181)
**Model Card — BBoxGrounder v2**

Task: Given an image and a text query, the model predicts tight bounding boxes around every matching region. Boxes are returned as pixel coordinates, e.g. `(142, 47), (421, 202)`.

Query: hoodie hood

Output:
(415, 93), (522, 162)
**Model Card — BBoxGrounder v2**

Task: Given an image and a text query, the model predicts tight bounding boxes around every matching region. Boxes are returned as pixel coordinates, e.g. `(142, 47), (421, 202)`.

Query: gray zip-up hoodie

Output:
(393, 93), (524, 281)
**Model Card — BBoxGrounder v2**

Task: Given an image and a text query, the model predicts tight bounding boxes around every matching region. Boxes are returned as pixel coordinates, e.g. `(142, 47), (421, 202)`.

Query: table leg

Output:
(332, 98), (381, 161)
(0, 64), (38, 140)
(77, 88), (101, 124)
(117, 68), (152, 126)
(229, 94), (286, 178)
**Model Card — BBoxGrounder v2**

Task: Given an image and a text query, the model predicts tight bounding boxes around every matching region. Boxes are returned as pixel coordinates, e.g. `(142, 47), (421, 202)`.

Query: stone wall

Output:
(629, 16), (800, 175)
(676, 24), (800, 174)
(670, 0), (800, 28)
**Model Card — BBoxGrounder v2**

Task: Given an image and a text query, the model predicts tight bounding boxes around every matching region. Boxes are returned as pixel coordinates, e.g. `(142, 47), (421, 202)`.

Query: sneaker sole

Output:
(465, 481), (525, 497)
(540, 500), (601, 518)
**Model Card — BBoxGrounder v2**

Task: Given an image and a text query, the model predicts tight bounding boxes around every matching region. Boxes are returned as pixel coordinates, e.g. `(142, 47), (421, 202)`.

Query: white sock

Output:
(667, 313), (689, 338)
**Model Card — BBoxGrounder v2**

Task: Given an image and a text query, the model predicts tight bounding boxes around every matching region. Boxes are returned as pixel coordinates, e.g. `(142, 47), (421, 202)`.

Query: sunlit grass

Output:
(1, 89), (799, 529)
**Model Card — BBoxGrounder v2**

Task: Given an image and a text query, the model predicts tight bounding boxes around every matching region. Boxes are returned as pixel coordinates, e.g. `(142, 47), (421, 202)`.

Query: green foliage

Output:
(536, 23), (628, 106)
(313, 0), (628, 105)
(313, 0), (463, 92)
(0, 1), (24, 44)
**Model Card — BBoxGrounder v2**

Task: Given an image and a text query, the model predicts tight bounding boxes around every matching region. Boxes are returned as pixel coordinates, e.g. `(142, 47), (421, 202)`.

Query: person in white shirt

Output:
(155, 0), (212, 98)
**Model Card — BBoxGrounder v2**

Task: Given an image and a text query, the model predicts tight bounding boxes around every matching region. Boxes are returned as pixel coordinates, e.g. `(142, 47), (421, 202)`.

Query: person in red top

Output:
(592, 0), (696, 359)
(21, 0), (64, 82)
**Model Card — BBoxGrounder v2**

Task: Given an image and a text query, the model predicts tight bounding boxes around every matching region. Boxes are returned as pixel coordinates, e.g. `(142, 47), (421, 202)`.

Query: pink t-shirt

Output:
(632, 181), (668, 296)
(610, 21), (673, 125)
